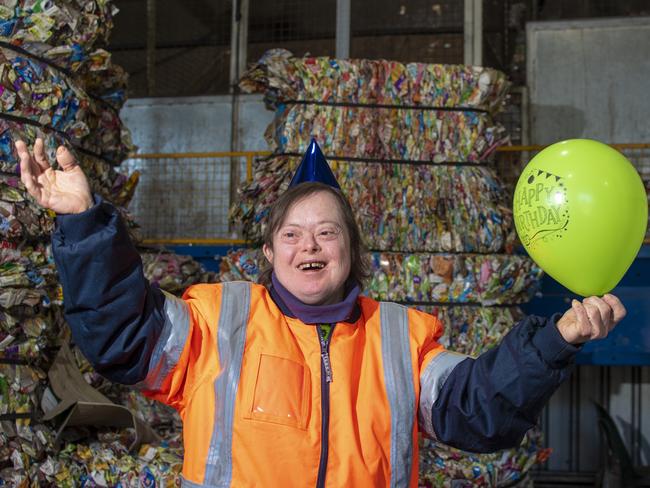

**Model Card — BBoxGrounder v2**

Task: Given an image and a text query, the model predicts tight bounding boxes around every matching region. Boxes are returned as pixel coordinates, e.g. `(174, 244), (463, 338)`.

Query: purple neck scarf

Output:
(270, 272), (361, 325)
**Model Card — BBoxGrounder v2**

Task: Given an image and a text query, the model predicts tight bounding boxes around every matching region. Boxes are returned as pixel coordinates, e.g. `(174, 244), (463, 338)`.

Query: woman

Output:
(17, 138), (625, 488)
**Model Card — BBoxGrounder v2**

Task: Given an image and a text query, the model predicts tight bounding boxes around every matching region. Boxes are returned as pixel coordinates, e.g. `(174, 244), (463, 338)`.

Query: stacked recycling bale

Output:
(0, 3), (125, 483)
(227, 49), (547, 486)
(140, 247), (218, 295)
(0, 2), (213, 484)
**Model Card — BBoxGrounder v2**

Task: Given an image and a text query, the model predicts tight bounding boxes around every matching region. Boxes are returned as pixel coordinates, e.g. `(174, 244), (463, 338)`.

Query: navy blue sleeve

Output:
(52, 196), (166, 385)
(431, 314), (578, 453)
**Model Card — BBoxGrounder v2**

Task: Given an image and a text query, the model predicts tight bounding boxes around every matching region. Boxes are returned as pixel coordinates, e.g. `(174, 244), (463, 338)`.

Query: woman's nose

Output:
(302, 232), (321, 251)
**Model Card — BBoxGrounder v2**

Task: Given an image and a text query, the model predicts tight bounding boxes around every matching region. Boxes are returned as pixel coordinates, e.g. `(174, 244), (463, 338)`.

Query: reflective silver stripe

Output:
(418, 350), (470, 438)
(380, 302), (416, 488)
(203, 281), (251, 487)
(136, 290), (191, 392)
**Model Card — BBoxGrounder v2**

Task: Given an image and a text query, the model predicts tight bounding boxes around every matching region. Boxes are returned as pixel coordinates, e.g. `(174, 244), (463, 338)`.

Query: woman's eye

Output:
(281, 231), (299, 240)
(318, 229), (339, 239)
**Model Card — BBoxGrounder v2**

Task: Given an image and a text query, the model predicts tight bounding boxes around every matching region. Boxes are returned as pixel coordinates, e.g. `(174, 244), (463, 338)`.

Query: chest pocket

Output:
(244, 353), (311, 430)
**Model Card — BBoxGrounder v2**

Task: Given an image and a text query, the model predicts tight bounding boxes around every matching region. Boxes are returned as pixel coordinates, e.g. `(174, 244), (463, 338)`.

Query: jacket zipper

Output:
(316, 324), (334, 488)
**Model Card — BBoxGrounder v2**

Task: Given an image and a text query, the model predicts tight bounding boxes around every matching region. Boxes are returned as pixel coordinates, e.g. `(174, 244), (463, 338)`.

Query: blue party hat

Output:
(289, 138), (340, 189)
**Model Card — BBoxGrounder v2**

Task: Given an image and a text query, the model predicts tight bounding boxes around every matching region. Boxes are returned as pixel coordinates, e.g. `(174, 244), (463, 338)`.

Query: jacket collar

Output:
(269, 272), (361, 324)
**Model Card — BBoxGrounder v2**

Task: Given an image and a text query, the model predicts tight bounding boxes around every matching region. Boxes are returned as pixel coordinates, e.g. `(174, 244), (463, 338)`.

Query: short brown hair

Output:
(258, 182), (370, 289)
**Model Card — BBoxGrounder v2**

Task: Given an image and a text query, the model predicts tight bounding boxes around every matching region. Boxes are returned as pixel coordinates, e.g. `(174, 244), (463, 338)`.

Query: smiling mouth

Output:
(298, 262), (326, 271)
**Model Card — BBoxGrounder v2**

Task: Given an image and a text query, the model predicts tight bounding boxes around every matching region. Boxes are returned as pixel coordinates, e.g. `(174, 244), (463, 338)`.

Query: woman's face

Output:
(263, 191), (351, 305)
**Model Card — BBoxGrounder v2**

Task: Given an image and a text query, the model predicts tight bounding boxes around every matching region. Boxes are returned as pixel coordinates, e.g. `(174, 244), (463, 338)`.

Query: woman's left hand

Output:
(556, 294), (626, 345)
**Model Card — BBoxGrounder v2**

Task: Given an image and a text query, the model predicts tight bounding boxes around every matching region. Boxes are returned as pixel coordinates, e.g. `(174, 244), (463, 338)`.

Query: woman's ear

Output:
(262, 243), (273, 264)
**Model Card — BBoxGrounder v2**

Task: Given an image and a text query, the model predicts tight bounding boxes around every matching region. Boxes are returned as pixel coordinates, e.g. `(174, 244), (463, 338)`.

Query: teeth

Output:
(299, 262), (325, 270)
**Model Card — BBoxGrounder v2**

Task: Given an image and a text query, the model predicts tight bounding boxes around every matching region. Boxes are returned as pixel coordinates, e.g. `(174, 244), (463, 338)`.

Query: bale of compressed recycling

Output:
(231, 49), (548, 487)
(232, 155), (519, 253)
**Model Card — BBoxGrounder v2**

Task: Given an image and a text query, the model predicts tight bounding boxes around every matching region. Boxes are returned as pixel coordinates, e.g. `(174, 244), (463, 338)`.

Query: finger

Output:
(16, 140), (35, 181)
(56, 145), (78, 172)
(15, 139), (27, 157)
(22, 175), (42, 201)
(15, 139), (33, 166)
(33, 138), (51, 171)
(16, 142), (41, 200)
(583, 301), (606, 339)
(572, 300), (591, 337)
(602, 294), (627, 324)
(585, 296), (613, 329)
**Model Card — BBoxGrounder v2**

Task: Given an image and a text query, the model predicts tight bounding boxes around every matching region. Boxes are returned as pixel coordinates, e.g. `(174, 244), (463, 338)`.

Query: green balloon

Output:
(513, 139), (648, 296)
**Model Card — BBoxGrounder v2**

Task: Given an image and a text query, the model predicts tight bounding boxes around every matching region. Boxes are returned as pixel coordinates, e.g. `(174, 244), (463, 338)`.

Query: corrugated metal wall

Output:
(541, 366), (650, 471)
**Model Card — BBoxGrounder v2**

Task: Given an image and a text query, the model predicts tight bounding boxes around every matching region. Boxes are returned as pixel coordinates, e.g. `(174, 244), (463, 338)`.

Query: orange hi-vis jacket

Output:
(52, 198), (578, 488)
(139, 281), (466, 487)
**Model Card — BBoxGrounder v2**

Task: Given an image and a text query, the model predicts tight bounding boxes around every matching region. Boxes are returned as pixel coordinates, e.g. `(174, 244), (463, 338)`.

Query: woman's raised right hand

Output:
(17, 138), (93, 215)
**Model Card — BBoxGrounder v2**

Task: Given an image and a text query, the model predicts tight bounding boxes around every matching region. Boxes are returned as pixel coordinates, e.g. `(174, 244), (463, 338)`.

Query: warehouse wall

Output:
(119, 94), (272, 238)
(120, 94), (272, 153)
(527, 17), (650, 144)
(539, 357), (650, 471)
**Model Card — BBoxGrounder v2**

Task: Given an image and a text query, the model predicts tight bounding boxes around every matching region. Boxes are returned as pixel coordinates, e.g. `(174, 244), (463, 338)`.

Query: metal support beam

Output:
(229, 0), (250, 232)
(336, 0), (351, 58)
(146, 0), (156, 95)
(229, 0), (249, 88)
(464, 0), (483, 66)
